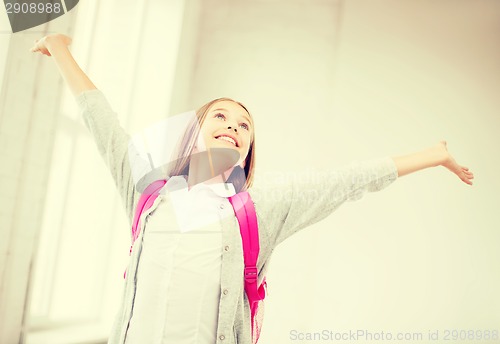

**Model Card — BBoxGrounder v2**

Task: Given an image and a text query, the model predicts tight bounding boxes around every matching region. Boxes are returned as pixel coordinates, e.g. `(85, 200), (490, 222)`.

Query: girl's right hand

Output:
(29, 33), (72, 57)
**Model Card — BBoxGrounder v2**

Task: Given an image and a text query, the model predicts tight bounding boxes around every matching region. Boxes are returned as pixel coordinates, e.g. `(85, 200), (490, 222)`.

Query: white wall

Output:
(0, 8), (11, 92)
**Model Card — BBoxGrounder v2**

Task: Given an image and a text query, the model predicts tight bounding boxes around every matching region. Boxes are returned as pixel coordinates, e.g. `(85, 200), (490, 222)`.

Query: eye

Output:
(215, 113), (225, 120)
(240, 123), (249, 131)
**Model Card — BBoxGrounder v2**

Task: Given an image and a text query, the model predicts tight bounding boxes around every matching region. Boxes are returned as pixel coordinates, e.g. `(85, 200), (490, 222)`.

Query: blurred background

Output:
(0, 0), (499, 343)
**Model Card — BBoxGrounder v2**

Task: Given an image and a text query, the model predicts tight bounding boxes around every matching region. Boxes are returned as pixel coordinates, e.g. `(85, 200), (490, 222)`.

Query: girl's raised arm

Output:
(30, 33), (96, 97)
(30, 34), (139, 226)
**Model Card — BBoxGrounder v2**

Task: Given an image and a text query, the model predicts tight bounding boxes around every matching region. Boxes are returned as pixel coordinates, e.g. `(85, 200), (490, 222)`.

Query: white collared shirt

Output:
(124, 175), (236, 344)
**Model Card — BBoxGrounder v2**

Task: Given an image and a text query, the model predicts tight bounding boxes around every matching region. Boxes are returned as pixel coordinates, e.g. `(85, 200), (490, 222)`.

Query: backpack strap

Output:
(228, 191), (267, 338)
(130, 179), (167, 253)
(124, 179), (167, 279)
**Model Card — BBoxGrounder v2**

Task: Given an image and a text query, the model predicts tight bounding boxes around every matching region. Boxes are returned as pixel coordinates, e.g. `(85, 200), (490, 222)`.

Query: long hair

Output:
(167, 97), (256, 193)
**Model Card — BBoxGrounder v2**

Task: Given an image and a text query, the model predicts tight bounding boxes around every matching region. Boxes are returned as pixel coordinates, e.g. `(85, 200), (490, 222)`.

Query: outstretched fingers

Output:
(460, 168), (474, 185)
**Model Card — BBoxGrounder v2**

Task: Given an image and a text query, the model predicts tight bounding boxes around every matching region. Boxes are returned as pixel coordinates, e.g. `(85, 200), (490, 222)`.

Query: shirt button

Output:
(219, 203), (225, 210)
(219, 334), (225, 340)
(223, 289), (229, 295)
(224, 245), (230, 251)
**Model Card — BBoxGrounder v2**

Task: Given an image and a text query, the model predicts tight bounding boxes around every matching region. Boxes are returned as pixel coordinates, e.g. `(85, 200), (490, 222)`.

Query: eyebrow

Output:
(212, 108), (252, 126)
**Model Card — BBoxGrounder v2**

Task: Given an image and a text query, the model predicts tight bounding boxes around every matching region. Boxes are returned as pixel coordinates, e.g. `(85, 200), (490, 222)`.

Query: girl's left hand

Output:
(29, 33), (72, 57)
(438, 141), (474, 185)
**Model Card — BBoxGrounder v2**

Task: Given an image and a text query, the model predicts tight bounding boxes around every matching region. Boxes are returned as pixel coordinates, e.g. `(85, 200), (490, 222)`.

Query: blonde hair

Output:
(167, 97), (256, 193)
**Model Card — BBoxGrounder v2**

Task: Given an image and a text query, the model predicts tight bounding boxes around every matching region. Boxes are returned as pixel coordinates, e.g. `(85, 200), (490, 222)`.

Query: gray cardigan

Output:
(75, 89), (398, 344)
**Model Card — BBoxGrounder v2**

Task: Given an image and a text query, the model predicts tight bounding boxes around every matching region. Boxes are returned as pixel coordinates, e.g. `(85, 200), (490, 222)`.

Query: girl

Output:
(30, 33), (474, 344)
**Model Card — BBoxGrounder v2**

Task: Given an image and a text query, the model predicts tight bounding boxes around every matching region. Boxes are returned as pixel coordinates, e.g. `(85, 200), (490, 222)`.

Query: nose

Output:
(227, 126), (237, 133)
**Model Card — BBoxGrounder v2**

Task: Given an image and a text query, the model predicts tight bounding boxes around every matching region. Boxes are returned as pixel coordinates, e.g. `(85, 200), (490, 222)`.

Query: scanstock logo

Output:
(3, 0), (79, 33)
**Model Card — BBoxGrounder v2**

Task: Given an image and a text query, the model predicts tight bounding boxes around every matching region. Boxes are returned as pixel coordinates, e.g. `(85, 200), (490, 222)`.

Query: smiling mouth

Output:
(214, 135), (238, 147)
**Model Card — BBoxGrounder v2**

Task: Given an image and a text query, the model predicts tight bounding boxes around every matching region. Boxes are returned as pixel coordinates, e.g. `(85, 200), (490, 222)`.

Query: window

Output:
(25, 0), (185, 341)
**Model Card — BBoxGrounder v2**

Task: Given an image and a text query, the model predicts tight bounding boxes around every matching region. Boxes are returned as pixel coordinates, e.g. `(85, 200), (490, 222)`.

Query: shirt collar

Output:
(163, 175), (236, 198)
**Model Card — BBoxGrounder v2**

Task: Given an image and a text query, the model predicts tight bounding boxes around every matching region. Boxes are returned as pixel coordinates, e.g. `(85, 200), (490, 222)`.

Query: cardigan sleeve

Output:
(252, 156), (399, 250)
(75, 89), (138, 227)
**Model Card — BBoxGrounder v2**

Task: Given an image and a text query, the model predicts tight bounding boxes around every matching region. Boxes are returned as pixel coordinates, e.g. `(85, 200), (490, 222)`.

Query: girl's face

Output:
(196, 100), (253, 168)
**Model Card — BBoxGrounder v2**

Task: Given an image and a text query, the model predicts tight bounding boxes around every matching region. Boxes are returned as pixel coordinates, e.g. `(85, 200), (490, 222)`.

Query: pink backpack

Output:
(124, 179), (267, 343)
